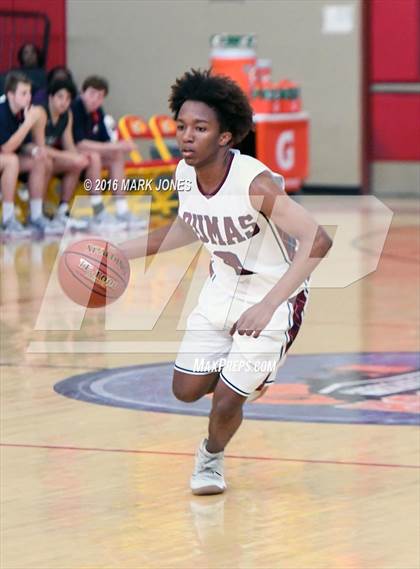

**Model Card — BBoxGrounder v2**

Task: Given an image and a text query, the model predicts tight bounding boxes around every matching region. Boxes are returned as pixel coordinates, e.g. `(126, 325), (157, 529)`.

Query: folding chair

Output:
(118, 114), (154, 164)
(148, 114), (180, 162)
(117, 115), (180, 216)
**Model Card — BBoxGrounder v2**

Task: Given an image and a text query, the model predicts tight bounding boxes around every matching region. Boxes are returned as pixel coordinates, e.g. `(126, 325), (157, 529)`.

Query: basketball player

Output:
(121, 69), (332, 495)
(0, 71), (54, 236)
(38, 78), (91, 230)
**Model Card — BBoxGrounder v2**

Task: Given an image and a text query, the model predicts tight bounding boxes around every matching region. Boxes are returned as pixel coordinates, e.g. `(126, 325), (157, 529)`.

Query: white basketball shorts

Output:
(175, 276), (309, 397)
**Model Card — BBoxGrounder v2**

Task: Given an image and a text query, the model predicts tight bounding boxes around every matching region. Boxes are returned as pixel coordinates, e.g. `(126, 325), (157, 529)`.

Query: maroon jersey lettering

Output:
(238, 214), (260, 239)
(214, 251), (255, 276)
(204, 215), (226, 246)
(224, 217), (246, 245)
(196, 214), (209, 243)
(183, 212), (192, 225)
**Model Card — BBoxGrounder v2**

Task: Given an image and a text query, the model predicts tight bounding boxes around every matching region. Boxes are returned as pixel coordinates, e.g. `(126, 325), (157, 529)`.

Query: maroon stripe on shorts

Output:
(286, 289), (308, 353)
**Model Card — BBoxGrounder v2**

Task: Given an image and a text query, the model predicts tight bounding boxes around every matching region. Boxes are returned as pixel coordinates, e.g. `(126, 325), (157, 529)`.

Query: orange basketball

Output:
(58, 238), (130, 308)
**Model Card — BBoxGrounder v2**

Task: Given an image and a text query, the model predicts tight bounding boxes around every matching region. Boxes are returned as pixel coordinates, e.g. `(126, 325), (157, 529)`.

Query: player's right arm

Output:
(120, 215), (199, 260)
(0, 106), (41, 153)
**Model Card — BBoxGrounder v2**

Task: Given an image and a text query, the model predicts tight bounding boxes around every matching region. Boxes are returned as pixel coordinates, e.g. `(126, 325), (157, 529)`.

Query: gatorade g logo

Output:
(276, 130), (295, 171)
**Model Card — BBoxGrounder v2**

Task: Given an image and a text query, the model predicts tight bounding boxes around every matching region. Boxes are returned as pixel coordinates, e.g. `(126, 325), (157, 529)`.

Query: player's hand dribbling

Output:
(229, 300), (276, 338)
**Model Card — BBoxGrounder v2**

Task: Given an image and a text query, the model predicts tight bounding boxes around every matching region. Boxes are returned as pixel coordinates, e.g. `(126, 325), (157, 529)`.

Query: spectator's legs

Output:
(19, 154), (51, 222)
(80, 151), (104, 214)
(103, 149), (125, 190)
(50, 152), (87, 207)
(0, 154), (19, 225)
(102, 150), (129, 216)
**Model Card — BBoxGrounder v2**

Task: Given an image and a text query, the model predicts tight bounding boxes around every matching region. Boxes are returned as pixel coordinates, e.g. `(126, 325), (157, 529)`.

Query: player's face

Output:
(176, 100), (232, 167)
(82, 87), (106, 112)
(50, 89), (72, 115)
(9, 82), (32, 111)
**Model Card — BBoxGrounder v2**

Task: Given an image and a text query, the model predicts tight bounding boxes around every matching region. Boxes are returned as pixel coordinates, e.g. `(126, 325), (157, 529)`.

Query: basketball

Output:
(58, 238), (130, 308)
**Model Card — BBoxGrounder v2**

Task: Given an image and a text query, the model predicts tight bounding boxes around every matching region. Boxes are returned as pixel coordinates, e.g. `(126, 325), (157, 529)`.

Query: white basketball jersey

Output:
(176, 150), (297, 292)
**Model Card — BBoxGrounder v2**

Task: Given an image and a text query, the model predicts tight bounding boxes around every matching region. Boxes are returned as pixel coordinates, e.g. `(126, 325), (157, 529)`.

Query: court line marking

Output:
(1, 443), (419, 470)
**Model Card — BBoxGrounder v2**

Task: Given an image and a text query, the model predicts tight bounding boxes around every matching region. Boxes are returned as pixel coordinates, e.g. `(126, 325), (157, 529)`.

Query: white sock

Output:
(30, 198), (43, 221)
(203, 439), (222, 456)
(115, 197), (129, 216)
(90, 195), (104, 215)
(2, 202), (15, 224)
(57, 202), (69, 216)
(90, 195), (103, 206)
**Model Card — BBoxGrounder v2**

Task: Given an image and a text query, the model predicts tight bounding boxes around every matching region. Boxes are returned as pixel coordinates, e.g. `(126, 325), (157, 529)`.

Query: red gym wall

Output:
(0, 0), (66, 69)
(368, 0), (420, 162)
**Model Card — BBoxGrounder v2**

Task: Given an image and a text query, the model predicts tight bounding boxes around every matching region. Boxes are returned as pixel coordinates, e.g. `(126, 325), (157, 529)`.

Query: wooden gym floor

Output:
(0, 197), (419, 569)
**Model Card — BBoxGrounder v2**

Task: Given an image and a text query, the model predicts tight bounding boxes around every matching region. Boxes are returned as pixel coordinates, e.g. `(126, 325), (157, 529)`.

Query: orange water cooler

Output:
(209, 34), (309, 192)
(209, 34), (257, 96)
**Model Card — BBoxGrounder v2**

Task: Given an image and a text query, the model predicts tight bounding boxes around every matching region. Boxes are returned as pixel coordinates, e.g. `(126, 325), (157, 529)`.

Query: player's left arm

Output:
(230, 170), (332, 337)
(30, 106), (47, 147)
(21, 106), (48, 158)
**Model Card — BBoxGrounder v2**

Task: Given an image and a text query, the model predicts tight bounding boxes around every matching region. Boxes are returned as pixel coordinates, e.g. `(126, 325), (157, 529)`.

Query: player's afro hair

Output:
(169, 69), (254, 144)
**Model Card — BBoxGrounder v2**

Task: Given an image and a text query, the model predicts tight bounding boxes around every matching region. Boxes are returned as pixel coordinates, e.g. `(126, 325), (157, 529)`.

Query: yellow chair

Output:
(118, 114), (180, 217)
(148, 114), (179, 162)
(118, 114), (154, 163)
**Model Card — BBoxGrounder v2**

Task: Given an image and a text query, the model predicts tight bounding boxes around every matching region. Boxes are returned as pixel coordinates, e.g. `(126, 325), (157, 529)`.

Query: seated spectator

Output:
(47, 66), (75, 84)
(0, 71), (56, 236)
(38, 78), (90, 230)
(32, 66), (77, 106)
(17, 43), (47, 97)
(17, 43), (44, 69)
(0, 153), (31, 237)
(72, 75), (146, 229)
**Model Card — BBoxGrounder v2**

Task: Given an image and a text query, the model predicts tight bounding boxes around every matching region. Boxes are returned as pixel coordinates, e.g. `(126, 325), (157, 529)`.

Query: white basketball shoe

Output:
(190, 439), (226, 495)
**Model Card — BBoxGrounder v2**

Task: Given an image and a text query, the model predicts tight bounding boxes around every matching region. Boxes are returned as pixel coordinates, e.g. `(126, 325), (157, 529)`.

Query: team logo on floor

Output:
(54, 352), (420, 425)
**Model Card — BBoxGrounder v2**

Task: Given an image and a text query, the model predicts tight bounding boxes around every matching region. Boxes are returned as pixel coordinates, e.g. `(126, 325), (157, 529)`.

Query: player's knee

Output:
(88, 152), (101, 167)
(3, 153), (19, 169)
(86, 152), (101, 174)
(32, 153), (47, 166)
(212, 396), (242, 421)
(172, 381), (202, 403)
(71, 157), (86, 172)
(33, 154), (51, 173)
